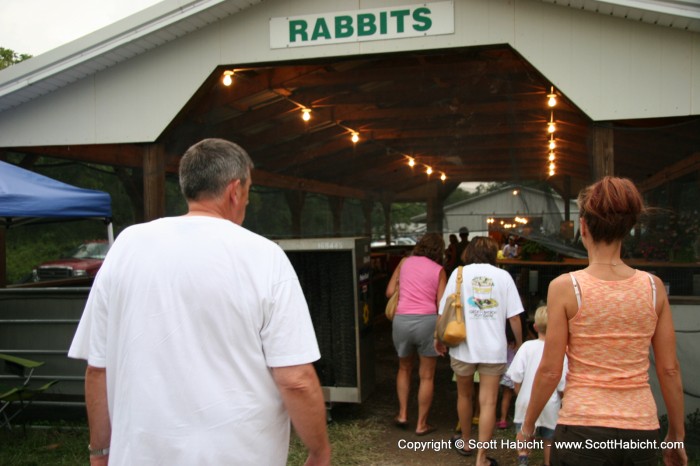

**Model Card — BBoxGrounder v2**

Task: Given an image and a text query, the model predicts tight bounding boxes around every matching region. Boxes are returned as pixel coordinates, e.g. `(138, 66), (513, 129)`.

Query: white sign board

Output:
(270, 1), (454, 49)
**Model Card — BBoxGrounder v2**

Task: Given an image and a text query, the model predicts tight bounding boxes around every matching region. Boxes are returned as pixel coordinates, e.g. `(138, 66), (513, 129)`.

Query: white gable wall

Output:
(0, 0), (697, 146)
(441, 188), (579, 236)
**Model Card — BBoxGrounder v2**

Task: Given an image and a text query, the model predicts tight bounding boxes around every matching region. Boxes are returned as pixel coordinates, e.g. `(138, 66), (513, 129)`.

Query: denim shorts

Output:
(392, 314), (439, 357)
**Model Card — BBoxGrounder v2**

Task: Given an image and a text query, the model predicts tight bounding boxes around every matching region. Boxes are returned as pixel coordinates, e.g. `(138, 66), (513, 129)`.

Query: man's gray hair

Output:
(179, 138), (254, 201)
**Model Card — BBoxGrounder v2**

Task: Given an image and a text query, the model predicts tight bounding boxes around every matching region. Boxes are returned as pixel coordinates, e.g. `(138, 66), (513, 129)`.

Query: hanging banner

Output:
(270, 1), (454, 49)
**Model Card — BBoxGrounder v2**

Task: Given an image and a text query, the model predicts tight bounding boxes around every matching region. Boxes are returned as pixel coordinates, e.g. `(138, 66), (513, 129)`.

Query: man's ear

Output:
(228, 179), (242, 204)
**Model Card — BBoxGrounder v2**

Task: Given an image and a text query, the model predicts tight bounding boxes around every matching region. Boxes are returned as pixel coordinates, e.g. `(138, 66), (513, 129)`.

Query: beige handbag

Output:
(385, 258), (405, 321)
(436, 266), (466, 347)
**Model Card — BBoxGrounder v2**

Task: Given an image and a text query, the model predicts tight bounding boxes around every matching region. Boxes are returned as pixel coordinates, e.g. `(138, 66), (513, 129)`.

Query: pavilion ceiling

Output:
(11, 45), (700, 203)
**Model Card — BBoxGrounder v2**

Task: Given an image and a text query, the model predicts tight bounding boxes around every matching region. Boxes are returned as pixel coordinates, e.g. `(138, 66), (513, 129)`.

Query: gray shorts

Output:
(392, 314), (439, 358)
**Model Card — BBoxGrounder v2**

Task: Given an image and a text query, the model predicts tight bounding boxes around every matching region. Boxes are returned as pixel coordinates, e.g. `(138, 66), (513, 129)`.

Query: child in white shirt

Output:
(506, 306), (567, 466)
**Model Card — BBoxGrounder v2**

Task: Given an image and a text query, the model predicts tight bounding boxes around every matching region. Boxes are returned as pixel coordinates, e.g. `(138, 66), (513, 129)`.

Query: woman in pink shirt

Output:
(518, 177), (686, 466)
(386, 232), (447, 436)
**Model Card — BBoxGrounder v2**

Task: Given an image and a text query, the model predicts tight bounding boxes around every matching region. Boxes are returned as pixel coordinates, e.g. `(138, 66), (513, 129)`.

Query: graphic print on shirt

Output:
(467, 276), (499, 318)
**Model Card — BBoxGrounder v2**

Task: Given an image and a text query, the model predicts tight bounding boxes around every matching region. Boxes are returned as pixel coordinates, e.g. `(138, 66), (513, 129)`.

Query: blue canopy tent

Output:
(0, 160), (113, 285)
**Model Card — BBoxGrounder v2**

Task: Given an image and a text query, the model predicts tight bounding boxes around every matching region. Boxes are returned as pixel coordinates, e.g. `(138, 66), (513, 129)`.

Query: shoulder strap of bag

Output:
(455, 266), (464, 322)
(394, 257), (406, 298)
(455, 266), (463, 298)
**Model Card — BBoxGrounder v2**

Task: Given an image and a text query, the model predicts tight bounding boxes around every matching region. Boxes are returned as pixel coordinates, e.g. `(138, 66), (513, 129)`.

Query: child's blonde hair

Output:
(534, 306), (548, 335)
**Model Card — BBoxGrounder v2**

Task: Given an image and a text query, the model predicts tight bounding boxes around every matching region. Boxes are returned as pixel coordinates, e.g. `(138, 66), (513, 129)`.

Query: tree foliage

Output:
(0, 47), (32, 70)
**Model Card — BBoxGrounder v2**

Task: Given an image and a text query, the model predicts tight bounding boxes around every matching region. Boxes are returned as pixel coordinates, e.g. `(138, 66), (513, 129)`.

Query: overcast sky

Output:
(0, 0), (162, 56)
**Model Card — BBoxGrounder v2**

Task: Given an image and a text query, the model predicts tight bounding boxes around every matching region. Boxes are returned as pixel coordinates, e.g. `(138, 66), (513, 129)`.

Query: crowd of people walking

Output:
(386, 176), (687, 466)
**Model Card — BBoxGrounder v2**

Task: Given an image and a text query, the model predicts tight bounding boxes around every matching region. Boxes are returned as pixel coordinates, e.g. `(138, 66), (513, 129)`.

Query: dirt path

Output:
(337, 320), (536, 466)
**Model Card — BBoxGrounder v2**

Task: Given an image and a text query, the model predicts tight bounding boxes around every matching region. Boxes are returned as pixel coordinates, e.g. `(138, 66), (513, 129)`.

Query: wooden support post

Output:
(362, 200), (374, 239)
(0, 227), (6, 287)
(382, 200), (392, 245)
(328, 196), (344, 237)
(426, 180), (444, 234)
(590, 124), (614, 181)
(285, 191), (306, 238)
(563, 175), (571, 221)
(143, 144), (166, 222)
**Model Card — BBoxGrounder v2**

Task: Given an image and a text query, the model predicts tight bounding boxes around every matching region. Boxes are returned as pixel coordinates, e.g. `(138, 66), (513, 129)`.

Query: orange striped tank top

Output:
(557, 270), (660, 430)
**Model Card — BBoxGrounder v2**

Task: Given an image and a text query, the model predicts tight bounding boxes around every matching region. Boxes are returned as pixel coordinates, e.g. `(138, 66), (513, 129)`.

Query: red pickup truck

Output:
(32, 240), (110, 282)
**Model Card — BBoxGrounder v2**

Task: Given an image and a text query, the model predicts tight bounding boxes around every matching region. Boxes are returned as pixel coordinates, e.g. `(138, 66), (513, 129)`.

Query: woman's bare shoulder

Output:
(550, 272), (574, 289)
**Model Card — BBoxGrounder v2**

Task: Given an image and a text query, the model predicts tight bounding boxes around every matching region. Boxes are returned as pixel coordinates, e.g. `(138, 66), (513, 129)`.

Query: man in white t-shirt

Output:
(506, 306), (567, 466)
(69, 139), (331, 466)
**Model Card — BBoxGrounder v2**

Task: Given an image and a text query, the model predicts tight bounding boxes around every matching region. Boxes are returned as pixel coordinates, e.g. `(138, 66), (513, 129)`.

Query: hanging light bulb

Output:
(547, 86), (557, 107)
(440, 172), (447, 181)
(301, 108), (311, 121)
(408, 157), (416, 167)
(549, 168), (555, 176)
(351, 132), (359, 143)
(548, 151), (556, 162)
(549, 162), (556, 171)
(512, 189), (519, 196)
(548, 135), (556, 150)
(547, 113), (556, 134)
(222, 70), (234, 86)
(426, 166), (433, 175)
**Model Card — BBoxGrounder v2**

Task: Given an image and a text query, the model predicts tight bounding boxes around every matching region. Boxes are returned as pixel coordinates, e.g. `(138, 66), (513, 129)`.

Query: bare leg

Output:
(499, 386), (513, 424)
(455, 374), (474, 451)
(476, 373), (500, 466)
(544, 440), (552, 466)
(416, 356), (437, 433)
(396, 355), (415, 423)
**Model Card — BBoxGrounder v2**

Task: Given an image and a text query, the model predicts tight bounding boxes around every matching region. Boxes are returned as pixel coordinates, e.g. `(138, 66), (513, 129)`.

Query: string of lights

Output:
(221, 69), (449, 182)
(546, 85), (557, 177)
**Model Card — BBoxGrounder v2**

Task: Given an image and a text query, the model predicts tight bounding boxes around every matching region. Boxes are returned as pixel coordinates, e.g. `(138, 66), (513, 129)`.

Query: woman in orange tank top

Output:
(517, 177), (686, 466)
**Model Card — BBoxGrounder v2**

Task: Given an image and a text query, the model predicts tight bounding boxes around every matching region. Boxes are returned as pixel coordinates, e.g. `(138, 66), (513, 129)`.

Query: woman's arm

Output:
(435, 268), (447, 308)
(385, 260), (403, 298)
(518, 274), (571, 439)
(650, 275), (687, 465)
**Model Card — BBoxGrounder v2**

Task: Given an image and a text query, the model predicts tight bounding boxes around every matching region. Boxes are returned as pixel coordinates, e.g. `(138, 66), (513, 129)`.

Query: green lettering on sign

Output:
(379, 11), (388, 34)
(390, 9), (411, 33)
(412, 7), (432, 32)
(289, 20), (308, 42)
(335, 15), (354, 38)
(311, 18), (332, 40)
(357, 13), (376, 36)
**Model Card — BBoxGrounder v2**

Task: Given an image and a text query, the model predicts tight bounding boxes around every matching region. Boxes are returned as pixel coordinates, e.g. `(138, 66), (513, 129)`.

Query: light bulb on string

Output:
(301, 108), (311, 122)
(351, 132), (359, 144)
(426, 166), (433, 176)
(549, 168), (555, 177)
(547, 86), (557, 107)
(408, 157), (416, 168)
(440, 172), (447, 182)
(548, 135), (556, 150)
(222, 70), (234, 86)
(547, 113), (556, 134)
(549, 162), (555, 171)
(548, 151), (555, 162)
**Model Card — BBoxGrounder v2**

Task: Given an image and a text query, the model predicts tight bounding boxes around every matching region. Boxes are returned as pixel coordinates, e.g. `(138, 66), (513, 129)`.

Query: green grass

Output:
(1, 410), (698, 465)
(287, 417), (385, 465)
(0, 417), (387, 466)
(0, 424), (88, 466)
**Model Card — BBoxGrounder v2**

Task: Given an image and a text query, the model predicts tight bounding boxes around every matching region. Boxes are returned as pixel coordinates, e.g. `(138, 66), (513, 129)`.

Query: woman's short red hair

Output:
(578, 176), (645, 243)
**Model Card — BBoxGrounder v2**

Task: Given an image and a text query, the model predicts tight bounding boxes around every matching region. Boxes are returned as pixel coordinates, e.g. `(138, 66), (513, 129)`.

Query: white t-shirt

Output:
(506, 339), (568, 429)
(439, 263), (524, 363)
(68, 216), (321, 466)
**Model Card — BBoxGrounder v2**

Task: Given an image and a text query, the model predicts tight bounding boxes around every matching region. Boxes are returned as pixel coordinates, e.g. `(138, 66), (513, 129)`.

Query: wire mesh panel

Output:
(277, 237), (374, 403)
(285, 250), (357, 387)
